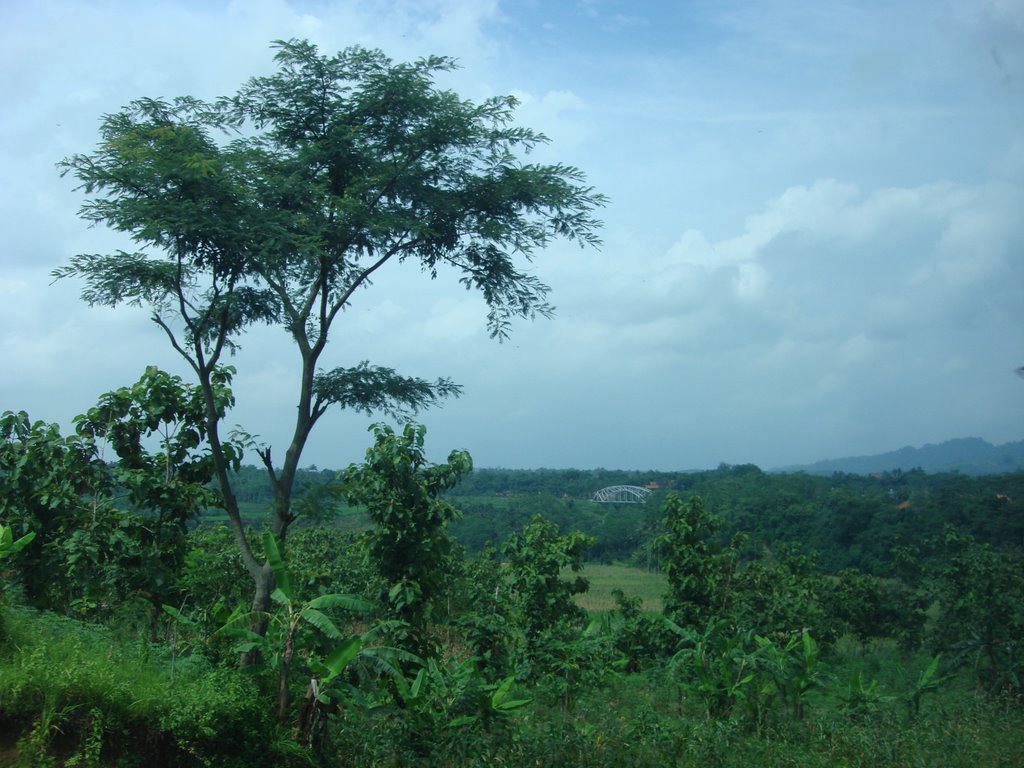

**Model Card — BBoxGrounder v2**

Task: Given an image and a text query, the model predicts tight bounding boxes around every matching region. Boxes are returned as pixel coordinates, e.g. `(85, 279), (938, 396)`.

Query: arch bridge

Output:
(591, 485), (653, 504)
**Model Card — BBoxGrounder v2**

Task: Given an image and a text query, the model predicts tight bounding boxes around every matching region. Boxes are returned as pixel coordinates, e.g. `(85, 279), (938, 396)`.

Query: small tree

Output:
(502, 515), (593, 642)
(56, 39), (605, 629)
(655, 494), (737, 630)
(0, 411), (105, 608)
(502, 516), (597, 708)
(343, 422), (471, 660)
(929, 528), (1024, 696)
(0, 368), (230, 622)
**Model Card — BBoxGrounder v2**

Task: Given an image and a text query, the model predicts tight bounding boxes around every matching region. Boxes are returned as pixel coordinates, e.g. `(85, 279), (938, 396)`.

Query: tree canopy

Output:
(55, 39), (605, 620)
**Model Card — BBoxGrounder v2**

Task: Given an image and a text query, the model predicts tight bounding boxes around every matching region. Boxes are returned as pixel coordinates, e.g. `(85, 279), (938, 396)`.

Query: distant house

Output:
(645, 481), (661, 490)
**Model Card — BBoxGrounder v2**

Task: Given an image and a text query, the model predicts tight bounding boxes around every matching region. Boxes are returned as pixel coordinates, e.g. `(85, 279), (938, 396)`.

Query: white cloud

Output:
(2, 0), (1022, 470)
(733, 261), (769, 302)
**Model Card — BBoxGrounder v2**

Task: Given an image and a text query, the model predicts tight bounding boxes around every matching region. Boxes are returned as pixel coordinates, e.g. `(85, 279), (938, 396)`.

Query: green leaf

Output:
(494, 697), (533, 713)
(161, 603), (199, 626)
(307, 593), (372, 613)
(322, 637), (361, 684)
(490, 675), (532, 713)
(410, 668), (427, 701)
(300, 607), (344, 640)
(263, 531), (293, 600)
(916, 653), (946, 692)
(490, 675), (515, 708)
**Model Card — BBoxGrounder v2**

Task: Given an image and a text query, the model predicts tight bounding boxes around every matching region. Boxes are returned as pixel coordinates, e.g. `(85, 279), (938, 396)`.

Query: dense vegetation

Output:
(446, 464), (1024, 574)
(219, 460), (1024, 575)
(2, 408), (1023, 766)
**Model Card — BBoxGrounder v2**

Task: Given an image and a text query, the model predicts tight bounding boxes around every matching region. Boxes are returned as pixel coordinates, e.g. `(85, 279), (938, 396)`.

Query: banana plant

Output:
(754, 629), (825, 721)
(0, 523), (35, 560)
(1, 524), (35, 602)
(217, 532), (372, 726)
(838, 671), (894, 719)
(390, 657), (532, 731)
(668, 619), (765, 720)
(907, 653), (950, 716)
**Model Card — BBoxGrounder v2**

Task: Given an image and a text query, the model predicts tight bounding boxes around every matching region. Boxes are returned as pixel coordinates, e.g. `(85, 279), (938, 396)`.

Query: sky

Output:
(1, 0), (1022, 472)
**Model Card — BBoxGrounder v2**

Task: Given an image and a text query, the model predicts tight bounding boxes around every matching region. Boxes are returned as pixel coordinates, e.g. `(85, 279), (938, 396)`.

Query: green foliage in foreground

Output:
(2, 604), (1022, 768)
(0, 607), (307, 767)
(3, 426), (1023, 767)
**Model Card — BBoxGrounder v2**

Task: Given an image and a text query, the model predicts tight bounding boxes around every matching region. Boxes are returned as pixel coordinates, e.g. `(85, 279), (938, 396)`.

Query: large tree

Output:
(55, 40), (605, 626)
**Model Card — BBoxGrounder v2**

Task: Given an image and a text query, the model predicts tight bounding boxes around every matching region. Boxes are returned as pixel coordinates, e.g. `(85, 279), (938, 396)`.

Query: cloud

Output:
(518, 175), (1024, 461)
(506, 88), (589, 148)
(2, 1), (1022, 471)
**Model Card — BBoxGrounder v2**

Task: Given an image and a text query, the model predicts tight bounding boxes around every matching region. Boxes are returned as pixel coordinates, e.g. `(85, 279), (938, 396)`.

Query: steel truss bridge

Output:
(591, 485), (653, 504)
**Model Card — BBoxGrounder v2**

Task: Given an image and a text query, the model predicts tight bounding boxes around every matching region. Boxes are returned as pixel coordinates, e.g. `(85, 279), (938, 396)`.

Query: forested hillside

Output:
(777, 437), (1024, 476)
(448, 465), (1024, 572)
(240, 462), (1023, 575)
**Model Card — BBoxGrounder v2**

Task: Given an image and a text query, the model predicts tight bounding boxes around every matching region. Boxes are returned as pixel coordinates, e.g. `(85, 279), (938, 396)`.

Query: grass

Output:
(3, 597), (1021, 768)
(0, 606), (298, 767)
(573, 562), (666, 613)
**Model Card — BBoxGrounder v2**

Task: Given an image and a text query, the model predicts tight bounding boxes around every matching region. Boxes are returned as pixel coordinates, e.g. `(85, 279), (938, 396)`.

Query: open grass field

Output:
(573, 562), (666, 613)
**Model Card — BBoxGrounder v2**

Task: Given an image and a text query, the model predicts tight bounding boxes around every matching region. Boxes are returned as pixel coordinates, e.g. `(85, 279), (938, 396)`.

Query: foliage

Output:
(757, 630), (826, 721)
(0, 606), (309, 767)
(74, 365), (237, 521)
(0, 411), (107, 607)
(655, 494), (738, 630)
(829, 567), (926, 650)
(286, 526), (380, 600)
(342, 422), (471, 659)
(455, 545), (517, 681)
(606, 588), (673, 671)
(0, 524), (35, 561)
(56, 38), (605, 631)
(388, 658), (531, 740)
(731, 551), (839, 649)
(498, 516), (600, 708)
(836, 670), (894, 720)
(668, 620), (764, 721)
(0, 369), (232, 620)
(906, 653), (951, 717)
(926, 528), (1024, 696)
(446, 466), (1024, 575)
(503, 515), (594, 643)
(211, 532), (372, 729)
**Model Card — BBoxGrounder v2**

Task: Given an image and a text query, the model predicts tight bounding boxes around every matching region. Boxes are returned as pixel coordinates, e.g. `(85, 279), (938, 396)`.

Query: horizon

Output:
(244, 434), (1024, 475)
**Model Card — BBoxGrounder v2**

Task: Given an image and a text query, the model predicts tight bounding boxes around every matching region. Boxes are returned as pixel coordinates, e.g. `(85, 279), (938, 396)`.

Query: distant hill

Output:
(776, 437), (1024, 476)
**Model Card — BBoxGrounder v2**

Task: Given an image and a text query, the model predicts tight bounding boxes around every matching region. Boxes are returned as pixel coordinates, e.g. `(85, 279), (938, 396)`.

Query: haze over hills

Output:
(773, 438), (1024, 476)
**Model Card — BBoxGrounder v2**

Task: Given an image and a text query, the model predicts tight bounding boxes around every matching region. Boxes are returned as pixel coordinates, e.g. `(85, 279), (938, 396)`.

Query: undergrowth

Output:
(0, 606), (306, 767)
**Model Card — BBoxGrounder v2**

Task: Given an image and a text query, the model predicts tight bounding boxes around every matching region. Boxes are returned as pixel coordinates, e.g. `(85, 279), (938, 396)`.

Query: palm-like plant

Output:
(217, 532), (372, 727)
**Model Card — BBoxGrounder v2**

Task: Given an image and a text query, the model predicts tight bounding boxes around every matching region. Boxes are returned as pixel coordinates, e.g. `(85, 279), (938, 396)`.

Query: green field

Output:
(573, 562), (666, 613)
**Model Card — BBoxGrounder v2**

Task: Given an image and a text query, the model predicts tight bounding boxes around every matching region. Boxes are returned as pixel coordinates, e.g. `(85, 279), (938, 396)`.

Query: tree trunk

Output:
(242, 561), (274, 667)
(292, 678), (320, 747)
(277, 626), (296, 725)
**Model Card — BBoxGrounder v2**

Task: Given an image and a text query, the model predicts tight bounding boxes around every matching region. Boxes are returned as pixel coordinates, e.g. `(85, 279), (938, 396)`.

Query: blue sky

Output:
(1, 0), (1021, 470)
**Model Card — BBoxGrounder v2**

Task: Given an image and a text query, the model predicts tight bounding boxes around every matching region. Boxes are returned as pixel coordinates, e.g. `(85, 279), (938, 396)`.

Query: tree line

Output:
(446, 464), (1024, 574)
